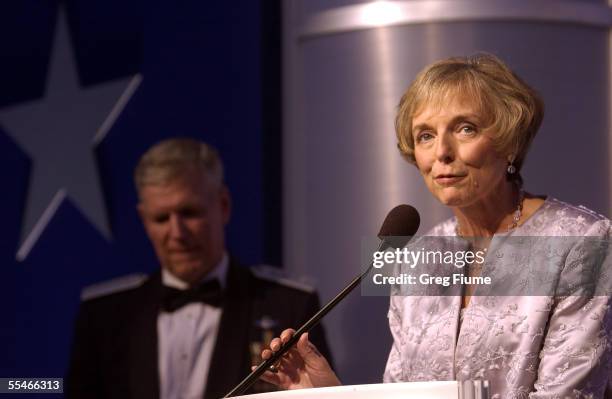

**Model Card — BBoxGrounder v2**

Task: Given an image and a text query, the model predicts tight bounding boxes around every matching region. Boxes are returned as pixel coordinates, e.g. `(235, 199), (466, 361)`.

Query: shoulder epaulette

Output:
(250, 264), (315, 294)
(80, 273), (148, 301)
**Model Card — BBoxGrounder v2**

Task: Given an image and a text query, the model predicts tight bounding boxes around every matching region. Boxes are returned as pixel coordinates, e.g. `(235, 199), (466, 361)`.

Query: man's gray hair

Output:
(134, 137), (224, 192)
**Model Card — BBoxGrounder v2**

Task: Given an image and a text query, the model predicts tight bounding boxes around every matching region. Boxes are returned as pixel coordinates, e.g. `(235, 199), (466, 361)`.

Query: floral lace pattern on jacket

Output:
(383, 198), (612, 398)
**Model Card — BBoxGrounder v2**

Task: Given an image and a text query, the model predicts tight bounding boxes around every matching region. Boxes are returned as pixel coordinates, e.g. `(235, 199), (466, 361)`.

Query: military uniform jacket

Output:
(67, 259), (332, 399)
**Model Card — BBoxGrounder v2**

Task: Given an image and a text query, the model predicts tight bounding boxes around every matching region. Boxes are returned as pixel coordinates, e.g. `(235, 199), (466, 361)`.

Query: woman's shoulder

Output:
(523, 197), (610, 237)
(544, 197), (608, 221)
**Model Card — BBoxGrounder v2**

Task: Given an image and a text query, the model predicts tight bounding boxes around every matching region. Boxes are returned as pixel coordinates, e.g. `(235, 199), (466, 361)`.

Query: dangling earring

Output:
(507, 156), (516, 175)
(507, 162), (516, 175)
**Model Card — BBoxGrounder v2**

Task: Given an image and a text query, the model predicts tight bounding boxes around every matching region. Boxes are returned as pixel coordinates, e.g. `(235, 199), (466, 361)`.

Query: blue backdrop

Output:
(0, 0), (279, 392)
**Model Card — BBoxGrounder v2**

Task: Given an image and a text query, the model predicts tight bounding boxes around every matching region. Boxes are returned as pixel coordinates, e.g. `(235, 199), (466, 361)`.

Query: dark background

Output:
(0, 0), (281, 392)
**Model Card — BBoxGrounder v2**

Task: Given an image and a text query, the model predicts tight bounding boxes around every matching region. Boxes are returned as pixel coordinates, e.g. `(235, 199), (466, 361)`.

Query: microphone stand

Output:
(223, 240), (391, 398)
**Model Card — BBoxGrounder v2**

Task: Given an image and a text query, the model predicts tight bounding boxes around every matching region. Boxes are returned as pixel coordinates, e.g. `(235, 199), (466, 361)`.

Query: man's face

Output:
(137, 166), (230, 285)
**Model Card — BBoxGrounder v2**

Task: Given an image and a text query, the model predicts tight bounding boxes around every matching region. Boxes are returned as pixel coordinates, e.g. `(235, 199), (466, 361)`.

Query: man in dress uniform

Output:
(67, 138), (332, 399)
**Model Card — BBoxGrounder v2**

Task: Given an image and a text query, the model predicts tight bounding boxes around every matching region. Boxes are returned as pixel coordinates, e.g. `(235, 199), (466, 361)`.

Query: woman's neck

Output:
(453, 181), (519, 237)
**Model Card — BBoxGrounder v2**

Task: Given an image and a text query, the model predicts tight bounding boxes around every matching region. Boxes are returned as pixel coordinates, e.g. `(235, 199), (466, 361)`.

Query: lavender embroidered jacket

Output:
(383, 198), (612, 398)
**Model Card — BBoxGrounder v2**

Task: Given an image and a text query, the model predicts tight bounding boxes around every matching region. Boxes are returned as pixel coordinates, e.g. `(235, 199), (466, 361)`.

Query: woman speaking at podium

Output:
(258, 54), (612, 398)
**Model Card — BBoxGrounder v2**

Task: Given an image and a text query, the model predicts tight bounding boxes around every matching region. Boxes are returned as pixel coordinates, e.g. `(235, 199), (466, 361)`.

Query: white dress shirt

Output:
(158, 253), (229, 399)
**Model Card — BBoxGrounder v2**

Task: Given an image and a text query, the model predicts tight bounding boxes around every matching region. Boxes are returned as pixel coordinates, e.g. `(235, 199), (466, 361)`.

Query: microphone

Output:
(377, 204), (420, 248)
(223, 205), (420, 398)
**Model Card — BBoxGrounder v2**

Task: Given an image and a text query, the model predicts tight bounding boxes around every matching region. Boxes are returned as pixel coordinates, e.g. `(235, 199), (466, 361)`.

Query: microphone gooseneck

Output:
(223, 205), (420, 398)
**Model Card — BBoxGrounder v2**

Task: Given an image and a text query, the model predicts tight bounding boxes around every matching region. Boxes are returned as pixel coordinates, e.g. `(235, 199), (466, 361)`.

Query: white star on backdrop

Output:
(0, 7), (142, 261)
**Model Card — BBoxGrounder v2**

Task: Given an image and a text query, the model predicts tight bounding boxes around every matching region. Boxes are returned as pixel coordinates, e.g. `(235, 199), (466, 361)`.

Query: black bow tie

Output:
(162, 279), (223, 312)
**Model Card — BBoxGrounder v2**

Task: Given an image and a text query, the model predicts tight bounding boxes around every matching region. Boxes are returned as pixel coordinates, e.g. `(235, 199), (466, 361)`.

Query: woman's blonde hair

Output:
(396, 53), (544, 179)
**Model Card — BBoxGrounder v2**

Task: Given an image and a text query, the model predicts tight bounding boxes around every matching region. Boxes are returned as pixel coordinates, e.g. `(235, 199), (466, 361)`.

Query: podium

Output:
(231, 381), (490, 399)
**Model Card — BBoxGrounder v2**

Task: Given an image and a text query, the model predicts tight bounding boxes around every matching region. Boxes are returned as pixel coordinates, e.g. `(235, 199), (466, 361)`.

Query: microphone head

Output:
(378, 205), (420, 248)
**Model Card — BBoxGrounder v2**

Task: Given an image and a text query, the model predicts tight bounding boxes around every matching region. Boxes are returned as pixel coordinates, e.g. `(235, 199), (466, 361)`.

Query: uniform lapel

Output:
(204, 260), (253, 399)
(128, 272), (162, 399)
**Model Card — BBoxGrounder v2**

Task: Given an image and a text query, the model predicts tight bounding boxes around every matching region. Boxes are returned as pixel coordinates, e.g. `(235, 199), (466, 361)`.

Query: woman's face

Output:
(411, 95), (509, 208)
